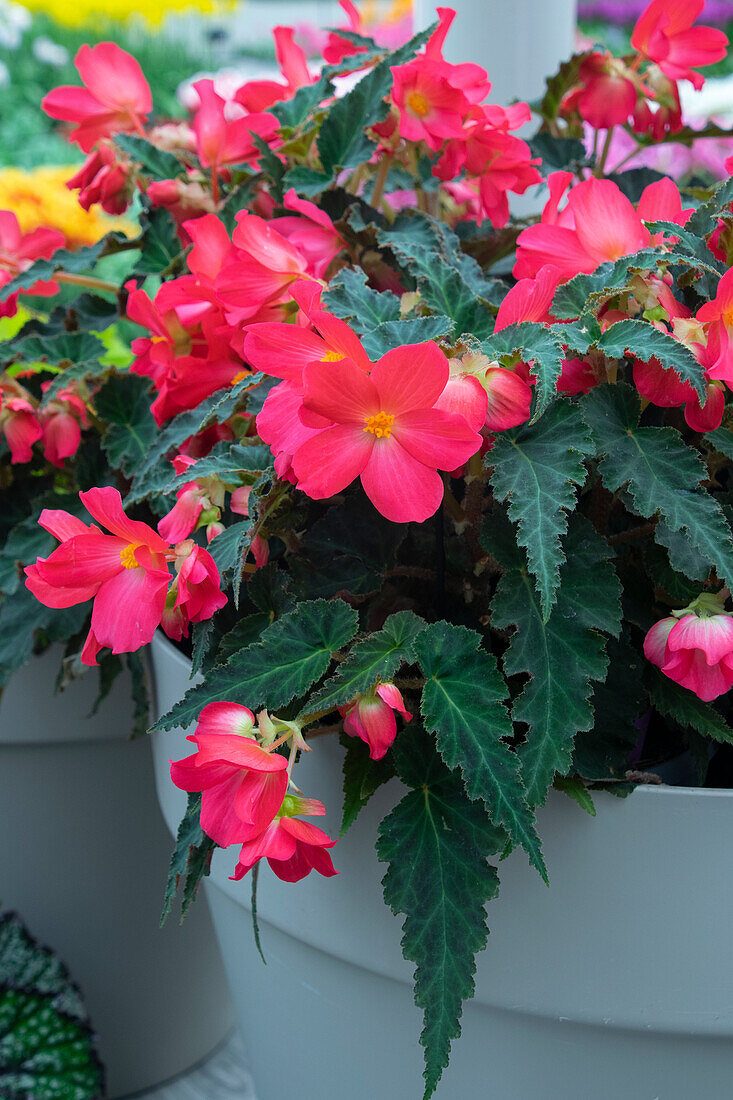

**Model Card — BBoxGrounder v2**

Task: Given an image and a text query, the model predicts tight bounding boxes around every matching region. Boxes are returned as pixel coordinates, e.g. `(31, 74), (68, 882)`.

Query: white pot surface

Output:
(1, 646), (234, 1098)
(151, 631), (733, 1100)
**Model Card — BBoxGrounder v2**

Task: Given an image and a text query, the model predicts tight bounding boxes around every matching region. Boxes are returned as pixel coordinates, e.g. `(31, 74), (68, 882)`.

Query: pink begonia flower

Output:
(215, 213), (312, 324)
(557, 357), (600, 396)
(243, 288), (369, 383)
(231, 795), (338, 883)
(391, 57), (476, 151)
(435, 104), (541, 228)
(271, 190), (344, 280)
(696, 268), (733, 388)
(291, 343), (483, 523)
(170, 702), (289, 847)
(0, 386), (41, 463)
(38, 384), (88, 467)
(0, 211), (64, 319)
(191, 79), (279, 175)
(644, 612), (733, 701)
(494, 265), (560, 332)
(432, 373), (488, 433)
(633, 355), (696, 408)
(171, 540), (228, 629)
(235, 26), (314, 111)
(339, 682), (412, 760)
(323, 0), (370, 66)
(158, 482), (208, 544)
(480, 367), (533, 432)
(249, 532), (270, 570)
(24, 487), (172, 665)
(66, 143), (133, 215)
(683, 379), (725, 432)
(41, 42), (152, 152)
(560, 51), (639, 130)
(256, 378), (327, 483)
(631, 0), (729, 90)
(513, 174), (691, 283)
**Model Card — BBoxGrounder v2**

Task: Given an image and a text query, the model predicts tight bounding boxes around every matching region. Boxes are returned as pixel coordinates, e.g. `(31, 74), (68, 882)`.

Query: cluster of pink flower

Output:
(0, 377), (87, 466)
(510, 173), (727, 430)
(168, 677), (414, 881)
(559, 0), (728, 136)
(25, 487), (226, 664)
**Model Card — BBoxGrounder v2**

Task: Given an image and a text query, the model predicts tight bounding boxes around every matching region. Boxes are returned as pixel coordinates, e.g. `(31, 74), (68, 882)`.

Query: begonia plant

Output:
(4, 1), (733, 1093)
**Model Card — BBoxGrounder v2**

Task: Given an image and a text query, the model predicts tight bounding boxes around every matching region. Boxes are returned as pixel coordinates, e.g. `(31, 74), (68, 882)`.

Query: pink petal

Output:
(359, 438), (444, 523)
(292, 423), (374, 499)
(392, 407), (481, 469)
(369, 342), (449, 415)
(302, 357), (379, 423)
(90, 565), (170, 653)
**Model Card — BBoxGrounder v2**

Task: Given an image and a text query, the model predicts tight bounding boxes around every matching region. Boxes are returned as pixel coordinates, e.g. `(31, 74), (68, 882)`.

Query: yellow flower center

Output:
(120, 543), (140, 570)
(363, 411), (395, 438)
(321, 350), (343, 362)
(232, 369), (249, 385)
(407, 91), (430, 117)
(723, 306), (733, 329)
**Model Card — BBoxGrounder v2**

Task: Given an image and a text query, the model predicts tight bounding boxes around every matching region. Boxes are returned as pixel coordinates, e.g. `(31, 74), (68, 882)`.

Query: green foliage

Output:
(340, 734), (396, 835)
(0, 912), (104, 1100)
(0, 234), (131, 300)
(161, 793), (217, 925)
(132, 207), (185, 277)
(528, 133), (588, 176)
(154, 599), (359, 732)
(95, 374), (157, 478)
(310, 610), (425, 710)
(317, 24), (435, 172)
(162, 442), (274, 492)
(322, 267), (401, 329)
(9, 332), (108, 403)
(573, 635), (645, 781)
(378, 213), (495, 339)
(583, 384), (733, 588)
(361, 315), (453, 358)
(488, 402), (594, 619)
(553, 775), (596, 815)
(414, 621), (545, 876)
(482, 321), (566, 421)
(377, 727), (504, 1100)
(489, 517), (622, 807)
(114, 134), (184, 181)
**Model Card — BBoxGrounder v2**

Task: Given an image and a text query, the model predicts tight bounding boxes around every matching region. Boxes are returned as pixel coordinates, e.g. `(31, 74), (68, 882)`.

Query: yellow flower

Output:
(0, 166), (136, 248)
(18, 0), (229, 27)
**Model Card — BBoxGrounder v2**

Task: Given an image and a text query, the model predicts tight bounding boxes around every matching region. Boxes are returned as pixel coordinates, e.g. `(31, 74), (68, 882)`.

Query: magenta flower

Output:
(631, 0), (729, 90)
(644, 611), (733, 701)
(41, 42), (152, 152)
(170, 702), (289, 847)
(25, 487), (173, 665)
(291, 343), (482, 523)
(230, 795), (338, 883)
(340, 682), (412, 760)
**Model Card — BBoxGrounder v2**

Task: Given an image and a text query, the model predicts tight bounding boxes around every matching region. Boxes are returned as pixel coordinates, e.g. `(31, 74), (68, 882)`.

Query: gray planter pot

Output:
(150, 630), (733, 1100)
(0, 645), (234, 1097)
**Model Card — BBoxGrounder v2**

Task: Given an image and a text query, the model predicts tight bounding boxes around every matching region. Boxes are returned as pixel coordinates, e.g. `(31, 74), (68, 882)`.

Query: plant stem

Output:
(371, 154), (391, 211)
(596, 127), (615, 177)
(54, 272), (119, 294)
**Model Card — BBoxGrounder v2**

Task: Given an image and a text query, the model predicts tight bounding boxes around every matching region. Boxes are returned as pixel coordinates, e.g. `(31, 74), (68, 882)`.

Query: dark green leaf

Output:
(487, 401), (593, 618)
(553, 775), (596, 815)
(583, 384), (733, 588)
(340, 734), (395, 834)
(154, 599), (359, 731)
(0, 233), (129, 301)
(686, 175), (733, 238)
(11, 332), (107, 406)
(528, 133), (587, 175)
(490, 516), (622, 806)
(377, 728), (503, 1100)
(573, 634), (645, 780)
(360, 315), (453, 358)
(482, 321), (565, 420)
(95, 374), (157, 477)
(161, 793), (216, 924)
(414, 621), (545, 876)
(163, 442), (273, 492)
(378, 213), (495, 339)
(322, 267), (401, 329)
(115, 133), (184, 180)
(281, 165), (332, 196)
(132, 207), (185, 277)
(309, 610), (425, 710)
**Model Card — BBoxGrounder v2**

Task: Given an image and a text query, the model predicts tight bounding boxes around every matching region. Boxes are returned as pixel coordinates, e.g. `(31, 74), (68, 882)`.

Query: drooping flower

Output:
(66, 142), (134, 215)
(290, 343), (483, 523)
(191, 79), (279, 181)
(38, 383), (88, 467)
(41, 42), (152, 152)
(25, 487), (172, 665)
(231, 794), (338, 883)
(0, 381), (42, 463)
(339, 682), (412, 759)
(631, 0), (729, 90)
(644, 609), (733, 701)
(271, 190), (344, 280)
(169, 539), (228, 634)
(170, 702), (289, 847)
(560, 51), (640, 129)
(215, 213), (312, 324)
